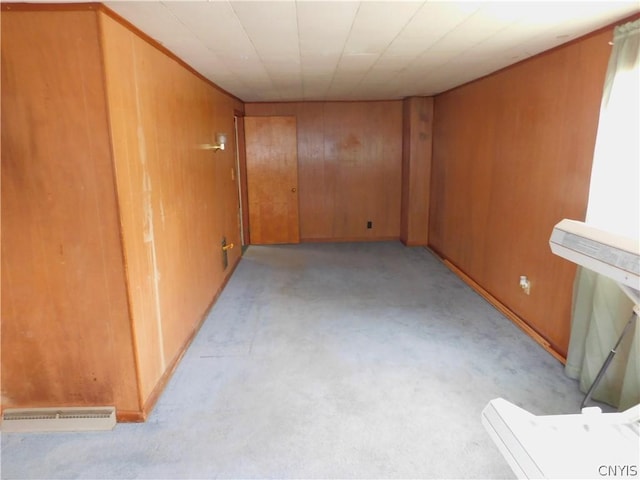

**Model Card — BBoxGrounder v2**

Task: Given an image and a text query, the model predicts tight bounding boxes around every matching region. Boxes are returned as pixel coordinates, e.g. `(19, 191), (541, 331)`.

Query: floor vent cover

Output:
(1, 406), (116, 433)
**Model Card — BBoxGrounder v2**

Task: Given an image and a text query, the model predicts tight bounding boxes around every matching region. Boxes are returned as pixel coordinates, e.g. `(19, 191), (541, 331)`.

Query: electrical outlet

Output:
(519, 275), (531, 295)
(367, 221), (372, 229)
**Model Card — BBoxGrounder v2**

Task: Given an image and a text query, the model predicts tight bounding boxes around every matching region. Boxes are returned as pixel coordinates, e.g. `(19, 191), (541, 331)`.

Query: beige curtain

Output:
(564, 20), (640, 411)
(565, 268), (638, 409)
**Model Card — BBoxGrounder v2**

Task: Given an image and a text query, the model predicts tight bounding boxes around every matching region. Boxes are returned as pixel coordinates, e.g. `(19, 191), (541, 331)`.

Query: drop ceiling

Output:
(100, 1), (638, 102)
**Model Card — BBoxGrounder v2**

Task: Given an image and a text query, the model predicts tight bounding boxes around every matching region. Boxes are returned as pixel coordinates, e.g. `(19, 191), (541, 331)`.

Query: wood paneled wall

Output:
(401, 97), (434, 246)
(1, 9), (139, 413)
(245, 102), (403, 242)
(100, 12), (242, 408)
(1, 6), (243, 420)
(430, 28), (613, 357)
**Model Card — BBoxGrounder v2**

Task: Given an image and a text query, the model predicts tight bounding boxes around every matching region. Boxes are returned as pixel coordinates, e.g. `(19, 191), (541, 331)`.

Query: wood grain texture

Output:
(100, 12), (243, 404)
(430, 27), (613, 357)
(245, 116), (300, 244)
(401, 97), (433, 246)
(245, 102), (403, 241)
(1, 10), (139, 412)
(1, 3), (99, 12)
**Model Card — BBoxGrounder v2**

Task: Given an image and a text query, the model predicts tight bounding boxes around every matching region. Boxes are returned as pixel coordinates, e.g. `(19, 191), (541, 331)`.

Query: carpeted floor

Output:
(2, 242), (590, 479)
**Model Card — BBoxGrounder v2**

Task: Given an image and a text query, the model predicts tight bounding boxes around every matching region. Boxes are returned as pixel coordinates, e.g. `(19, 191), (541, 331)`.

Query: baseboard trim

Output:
(300, 236), (399, 243)
(401, 239), (428, 247)
(116, 409), (144, 423)
(132, 254), (243, 422)
(438, 255), (566, 365)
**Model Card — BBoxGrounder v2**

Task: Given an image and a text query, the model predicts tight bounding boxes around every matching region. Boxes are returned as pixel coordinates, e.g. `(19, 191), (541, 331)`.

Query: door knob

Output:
(222, 243), (235, 251)
(291, 187), (297, 193)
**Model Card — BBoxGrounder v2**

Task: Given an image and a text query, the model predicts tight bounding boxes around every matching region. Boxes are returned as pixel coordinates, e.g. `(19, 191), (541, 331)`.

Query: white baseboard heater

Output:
(1, 406), (116, 433)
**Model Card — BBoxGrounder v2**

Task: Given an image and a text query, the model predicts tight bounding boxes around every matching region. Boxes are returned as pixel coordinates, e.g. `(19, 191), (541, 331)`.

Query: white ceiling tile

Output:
(297, 1), (358, 52)
(342, 1), (425, 55)
(261, 58), (302, 71)
(335, 53), (379, 72)
(303, 72), (334, 84)
(163, 1), (257, 57)
(325, 80), (358, 94)
(269, 74), (302, 87)
(408, 50), (459, 71)
(369, 55), (415, 72)
(301, 56), (341, 72)
(231, 1), (300, 57)
(384, 1), (482, 52)
(427, 16), (508, 54)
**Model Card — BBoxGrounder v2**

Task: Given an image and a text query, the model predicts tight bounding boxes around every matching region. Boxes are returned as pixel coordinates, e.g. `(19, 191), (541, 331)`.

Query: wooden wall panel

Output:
(100, 13), (243, 405)
(401, 97), (434, 246)
(430, 28), (613, 356)
(245, 102), (403, 241)
(1, 10), (139, 412)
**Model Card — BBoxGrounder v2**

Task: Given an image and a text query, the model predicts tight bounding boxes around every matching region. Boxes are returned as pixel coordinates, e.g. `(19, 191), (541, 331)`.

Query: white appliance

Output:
(482, 219), (640, 479)
(549, 218), (639, 298)
(482, 398), (640, 479)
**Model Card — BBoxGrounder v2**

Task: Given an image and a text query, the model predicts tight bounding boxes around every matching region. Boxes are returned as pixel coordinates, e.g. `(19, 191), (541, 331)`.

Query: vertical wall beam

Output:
(401, 96), (434, 246)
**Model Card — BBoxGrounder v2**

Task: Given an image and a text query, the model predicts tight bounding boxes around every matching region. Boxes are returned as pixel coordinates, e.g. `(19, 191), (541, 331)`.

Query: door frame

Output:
(234, 110), (250, 246)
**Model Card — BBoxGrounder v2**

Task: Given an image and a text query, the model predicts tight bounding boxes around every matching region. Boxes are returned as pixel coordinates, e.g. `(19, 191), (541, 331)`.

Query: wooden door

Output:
(245, 116), (299, 244)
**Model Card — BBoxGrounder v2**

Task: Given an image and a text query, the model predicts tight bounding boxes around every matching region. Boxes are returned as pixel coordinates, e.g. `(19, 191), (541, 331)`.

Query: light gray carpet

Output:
(2, 242), (591, 479)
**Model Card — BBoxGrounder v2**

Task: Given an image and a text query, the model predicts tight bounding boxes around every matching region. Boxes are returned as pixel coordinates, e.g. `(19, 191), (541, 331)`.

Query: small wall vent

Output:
(1, 406), (116, 433)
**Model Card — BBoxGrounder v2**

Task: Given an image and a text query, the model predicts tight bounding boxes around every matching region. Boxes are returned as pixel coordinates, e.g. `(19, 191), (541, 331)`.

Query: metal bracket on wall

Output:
(221, 237), (234, 270)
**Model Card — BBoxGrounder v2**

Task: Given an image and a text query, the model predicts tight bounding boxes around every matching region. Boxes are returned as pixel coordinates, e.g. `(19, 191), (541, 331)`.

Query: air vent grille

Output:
(1, 406), (116, 432)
